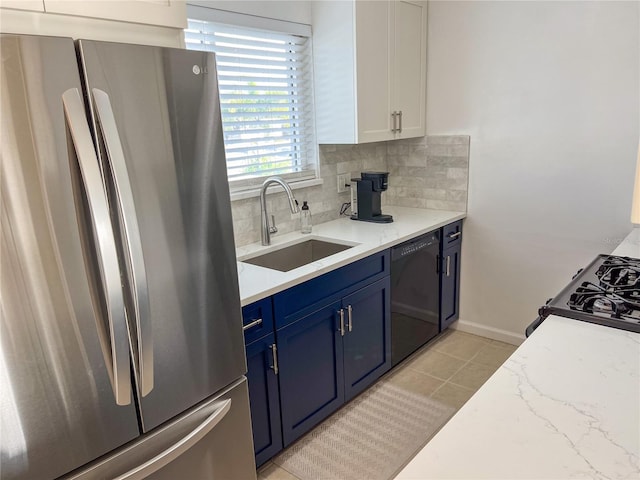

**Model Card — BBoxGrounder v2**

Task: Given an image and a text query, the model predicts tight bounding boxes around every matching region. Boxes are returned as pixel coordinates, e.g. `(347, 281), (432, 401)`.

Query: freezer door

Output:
(0, 35), (140, 479)
(65, 377), (257, 480)
(77, 40), (246, 431)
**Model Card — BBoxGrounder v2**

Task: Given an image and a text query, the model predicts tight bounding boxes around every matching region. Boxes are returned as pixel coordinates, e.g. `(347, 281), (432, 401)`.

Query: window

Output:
(185, 11), (317, 191)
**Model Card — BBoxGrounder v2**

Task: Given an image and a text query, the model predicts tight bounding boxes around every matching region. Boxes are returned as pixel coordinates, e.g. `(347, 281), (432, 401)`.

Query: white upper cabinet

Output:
(43, 0), (186, 28)
(392, 0), (428, 139)
(0, 0), (44, 12)
(313, 0), (427, 144)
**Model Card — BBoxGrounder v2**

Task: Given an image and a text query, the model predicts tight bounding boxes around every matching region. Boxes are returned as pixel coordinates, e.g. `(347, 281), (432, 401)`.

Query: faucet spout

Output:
(260, 176), (300, 246)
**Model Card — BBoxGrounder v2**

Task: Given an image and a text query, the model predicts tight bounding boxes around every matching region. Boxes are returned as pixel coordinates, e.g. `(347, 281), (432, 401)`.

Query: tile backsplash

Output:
(230, 135), (470, 247)
(386, 135), (470, 212)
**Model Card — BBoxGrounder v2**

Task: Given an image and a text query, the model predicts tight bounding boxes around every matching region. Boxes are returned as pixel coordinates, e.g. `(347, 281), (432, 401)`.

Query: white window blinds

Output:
(185, 18), (317, 188)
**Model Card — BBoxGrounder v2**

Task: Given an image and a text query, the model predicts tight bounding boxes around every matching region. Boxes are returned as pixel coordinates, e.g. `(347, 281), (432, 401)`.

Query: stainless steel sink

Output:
(241, 239), (354, 272)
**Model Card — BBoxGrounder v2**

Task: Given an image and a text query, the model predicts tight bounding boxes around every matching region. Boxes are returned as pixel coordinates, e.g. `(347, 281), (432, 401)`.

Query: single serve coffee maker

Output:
(350, 171), (393, 223)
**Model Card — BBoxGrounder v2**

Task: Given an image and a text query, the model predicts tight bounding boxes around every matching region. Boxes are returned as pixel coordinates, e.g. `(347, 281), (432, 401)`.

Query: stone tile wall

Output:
(230, 135), (469, 247)
(386, 135), (470, 212)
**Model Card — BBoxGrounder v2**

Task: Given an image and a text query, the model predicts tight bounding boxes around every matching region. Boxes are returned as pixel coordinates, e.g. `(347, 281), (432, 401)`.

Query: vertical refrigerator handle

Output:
(62, 89), (132, 406)
(114, 399), (232, 480)
(91, 88), (154, 396)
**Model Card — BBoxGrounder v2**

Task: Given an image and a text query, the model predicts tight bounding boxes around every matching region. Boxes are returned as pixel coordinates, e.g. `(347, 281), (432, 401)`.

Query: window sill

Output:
(230, 178), (324, 202)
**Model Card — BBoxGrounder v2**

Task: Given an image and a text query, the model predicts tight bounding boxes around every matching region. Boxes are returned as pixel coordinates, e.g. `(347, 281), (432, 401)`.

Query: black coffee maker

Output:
(350, 172), (393, 223)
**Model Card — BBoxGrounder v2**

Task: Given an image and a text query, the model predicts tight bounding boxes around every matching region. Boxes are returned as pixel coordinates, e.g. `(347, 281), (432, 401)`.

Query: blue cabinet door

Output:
(245, 333), (283, 466)
(342, 277), (391, 402)
(441, 243), (461, 330)
(277, 300), (344, 446)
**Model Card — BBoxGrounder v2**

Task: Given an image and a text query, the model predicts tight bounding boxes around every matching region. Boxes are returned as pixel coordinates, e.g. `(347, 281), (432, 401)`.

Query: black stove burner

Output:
(528, 254), (640, 337)
(596, 257), (640, 291)
(568, 282), (633, 318)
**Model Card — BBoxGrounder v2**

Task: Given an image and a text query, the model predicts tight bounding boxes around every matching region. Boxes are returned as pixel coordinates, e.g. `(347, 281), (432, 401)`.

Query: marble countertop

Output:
(396, 227), (640, 479)
(612, 226), (640, 258)
(236, 206), (465, 306)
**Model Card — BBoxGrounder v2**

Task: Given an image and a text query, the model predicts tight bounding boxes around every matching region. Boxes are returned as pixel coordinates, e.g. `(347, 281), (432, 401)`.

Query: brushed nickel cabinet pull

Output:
(243, 318), (263, 331)
(347, 305), (353, 332)
(270, 344), (279, 375)
(339, 309), (345, 336)
(446, 255), (451, 277)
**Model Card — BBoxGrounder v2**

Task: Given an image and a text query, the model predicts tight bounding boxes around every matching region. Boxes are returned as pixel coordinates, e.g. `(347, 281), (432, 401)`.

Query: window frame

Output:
(185, 5), (319, 195)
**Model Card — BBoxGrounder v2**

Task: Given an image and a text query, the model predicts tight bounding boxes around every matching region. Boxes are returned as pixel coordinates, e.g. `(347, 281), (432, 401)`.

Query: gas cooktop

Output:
(528, 254), (640, 336)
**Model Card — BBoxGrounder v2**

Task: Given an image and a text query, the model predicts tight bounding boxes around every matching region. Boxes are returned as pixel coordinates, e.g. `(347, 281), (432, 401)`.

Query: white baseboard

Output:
(451, 319), (525, 346)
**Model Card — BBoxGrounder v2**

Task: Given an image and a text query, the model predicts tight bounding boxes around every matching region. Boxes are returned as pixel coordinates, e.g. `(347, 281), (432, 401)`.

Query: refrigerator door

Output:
(77, 40), (246, 431)
(65, 378), (257, 480)
(0, 35), (140, 480)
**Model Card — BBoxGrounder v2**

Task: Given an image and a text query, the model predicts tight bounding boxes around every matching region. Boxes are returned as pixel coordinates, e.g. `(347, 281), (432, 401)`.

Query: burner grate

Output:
(565, 256), (640, 325)
(532, 254), (640, 336)
(568, 282), (634, 319)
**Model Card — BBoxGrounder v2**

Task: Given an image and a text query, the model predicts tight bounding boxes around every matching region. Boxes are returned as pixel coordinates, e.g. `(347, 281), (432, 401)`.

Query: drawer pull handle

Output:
(243, 318), (263, 331)
(270, 344), (279, 375)
(338, 309), (345, 336)
(448, 231), (461, 239)
(347, 305), (353, 332)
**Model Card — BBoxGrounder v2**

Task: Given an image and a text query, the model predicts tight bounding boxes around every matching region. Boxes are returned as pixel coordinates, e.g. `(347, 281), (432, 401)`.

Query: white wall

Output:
(426, 1), (639, 343)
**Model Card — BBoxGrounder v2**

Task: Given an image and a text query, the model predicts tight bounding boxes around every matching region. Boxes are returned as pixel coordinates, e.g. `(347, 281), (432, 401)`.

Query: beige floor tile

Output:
(471, 342), (517, 369)
(383, 367), (444, 397)
(490, 339), (518, 349)
(257, 461), (273, 476)
(406, 349), (466, 381)
(448, 362), (497, 390)
(433, 331), (488, 360)
(258, 462), (300, 480)
(430, 382), (476, 410)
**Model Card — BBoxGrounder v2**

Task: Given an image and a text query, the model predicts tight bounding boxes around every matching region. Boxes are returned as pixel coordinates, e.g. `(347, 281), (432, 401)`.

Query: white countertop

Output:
(396, 227), (640, 479)
(236, 206), (465, 306)
(396, 315), (640, 479)
(612, 226), (640, 258)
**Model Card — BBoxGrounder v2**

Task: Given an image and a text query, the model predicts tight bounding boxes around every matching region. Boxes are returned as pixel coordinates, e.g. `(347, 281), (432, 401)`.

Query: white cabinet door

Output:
(392, 0), (427, 139)
(0, 0), (44, 11)
(355, 0), (394, 143)
(312, 0), (426, 144)
(44, 0), (186, 28)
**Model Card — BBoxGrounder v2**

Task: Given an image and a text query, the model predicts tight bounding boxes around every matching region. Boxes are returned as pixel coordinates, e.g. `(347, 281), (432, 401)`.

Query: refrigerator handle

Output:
(114, 399), (232, 480)
(62, 89), (132, 406)
(91, 88), (154, 397)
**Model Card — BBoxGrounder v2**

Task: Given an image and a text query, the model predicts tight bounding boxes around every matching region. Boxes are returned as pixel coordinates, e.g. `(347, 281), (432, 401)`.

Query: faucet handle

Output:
(269, 214), (278, 234)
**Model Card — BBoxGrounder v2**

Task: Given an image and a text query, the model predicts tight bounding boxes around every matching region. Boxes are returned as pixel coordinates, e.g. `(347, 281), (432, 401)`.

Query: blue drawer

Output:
(242, 297), (274, 345)
(442, 220), (462, 249)
(274, 250), (390, 329)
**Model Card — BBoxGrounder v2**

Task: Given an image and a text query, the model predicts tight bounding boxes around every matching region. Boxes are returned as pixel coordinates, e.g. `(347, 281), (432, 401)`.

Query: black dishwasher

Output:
(390, 231), (440, 366)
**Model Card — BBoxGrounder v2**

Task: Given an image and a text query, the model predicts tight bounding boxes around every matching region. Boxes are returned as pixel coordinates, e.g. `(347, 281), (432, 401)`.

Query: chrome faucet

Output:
(260, 176), (300, 245)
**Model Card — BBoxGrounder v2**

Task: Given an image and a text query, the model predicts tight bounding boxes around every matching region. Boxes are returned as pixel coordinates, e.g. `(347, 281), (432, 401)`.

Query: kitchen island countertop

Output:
(395, 227), (640, 480)
(236, 206), (465, 306)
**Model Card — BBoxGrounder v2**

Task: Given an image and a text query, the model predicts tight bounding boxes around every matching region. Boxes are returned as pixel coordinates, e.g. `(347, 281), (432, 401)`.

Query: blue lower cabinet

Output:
(342, 277), (391, 402)
(276, 300), (345, 447)
(441, 242), (461, 331)
(245, 333), (283, 466)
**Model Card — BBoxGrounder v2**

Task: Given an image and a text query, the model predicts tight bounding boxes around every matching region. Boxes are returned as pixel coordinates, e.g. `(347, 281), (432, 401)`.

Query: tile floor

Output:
(257, 330), (518, 480)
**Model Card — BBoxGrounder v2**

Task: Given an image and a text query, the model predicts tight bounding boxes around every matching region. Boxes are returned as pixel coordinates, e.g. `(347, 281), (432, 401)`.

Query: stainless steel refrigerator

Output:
(1, 34), (256, 479)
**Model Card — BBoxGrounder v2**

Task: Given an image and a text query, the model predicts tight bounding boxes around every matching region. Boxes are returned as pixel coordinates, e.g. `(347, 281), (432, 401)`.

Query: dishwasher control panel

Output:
(393, 232), (439, 259)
